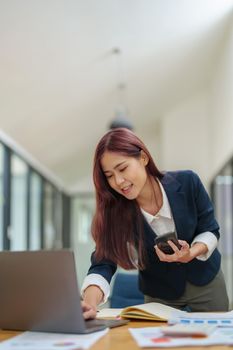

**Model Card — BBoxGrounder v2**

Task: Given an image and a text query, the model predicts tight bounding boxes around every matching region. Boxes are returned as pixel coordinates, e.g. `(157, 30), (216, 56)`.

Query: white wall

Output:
(160, 90), (211, 188)
(159, 20), (233, 188)
(209, 21), (233, 177)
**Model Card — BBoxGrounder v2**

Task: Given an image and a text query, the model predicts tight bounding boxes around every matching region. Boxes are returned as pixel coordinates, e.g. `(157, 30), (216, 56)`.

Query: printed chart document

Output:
(169, 309), (233, 326)
(0, 329), (108, 350)
(160, 323), (217, 337)
(129, 327), (233, 347)
(97, 302), (185, 321)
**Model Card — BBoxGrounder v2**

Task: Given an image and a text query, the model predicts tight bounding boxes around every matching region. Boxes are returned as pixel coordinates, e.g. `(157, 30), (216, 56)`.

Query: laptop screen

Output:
(0, 250), (97, 333)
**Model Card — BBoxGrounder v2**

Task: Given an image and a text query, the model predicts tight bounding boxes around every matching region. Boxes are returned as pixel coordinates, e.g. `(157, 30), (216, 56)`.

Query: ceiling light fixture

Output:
(108, 47), (134, 131)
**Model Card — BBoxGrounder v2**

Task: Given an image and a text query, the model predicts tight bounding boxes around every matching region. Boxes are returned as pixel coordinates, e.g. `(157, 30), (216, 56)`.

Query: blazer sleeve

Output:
(87, 251), (117, 284)
(192, 171), (220, 239)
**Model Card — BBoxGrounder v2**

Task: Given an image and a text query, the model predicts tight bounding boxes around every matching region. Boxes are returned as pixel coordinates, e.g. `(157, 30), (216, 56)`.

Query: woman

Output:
(81, 128), (229, 317)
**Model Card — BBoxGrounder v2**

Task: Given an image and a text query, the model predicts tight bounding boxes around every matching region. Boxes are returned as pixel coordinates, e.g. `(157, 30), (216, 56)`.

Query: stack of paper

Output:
(129, 309), (233, 348)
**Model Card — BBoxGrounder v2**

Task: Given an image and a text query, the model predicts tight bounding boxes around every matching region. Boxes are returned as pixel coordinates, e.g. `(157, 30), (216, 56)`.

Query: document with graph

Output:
(169, 309), (233, 326)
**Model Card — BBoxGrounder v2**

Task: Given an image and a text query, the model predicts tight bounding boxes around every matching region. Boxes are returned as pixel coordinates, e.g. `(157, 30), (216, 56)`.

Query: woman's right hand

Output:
(82, 285), (104, 319)
(81, 300), (97, 319)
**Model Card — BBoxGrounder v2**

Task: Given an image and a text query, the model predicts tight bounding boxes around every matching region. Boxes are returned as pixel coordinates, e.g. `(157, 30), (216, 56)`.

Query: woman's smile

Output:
(121, 183), (133, 196)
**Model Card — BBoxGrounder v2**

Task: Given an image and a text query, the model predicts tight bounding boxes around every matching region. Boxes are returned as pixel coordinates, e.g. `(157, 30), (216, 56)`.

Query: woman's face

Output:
(101, 151), (149, 200)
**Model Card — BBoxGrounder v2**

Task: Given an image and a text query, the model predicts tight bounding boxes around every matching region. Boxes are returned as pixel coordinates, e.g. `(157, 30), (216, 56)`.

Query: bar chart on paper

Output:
(169, 310), (233, 327)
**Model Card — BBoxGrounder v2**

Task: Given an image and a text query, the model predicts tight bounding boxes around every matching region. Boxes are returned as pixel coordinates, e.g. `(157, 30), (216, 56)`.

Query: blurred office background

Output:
(0, 0), (233, 307)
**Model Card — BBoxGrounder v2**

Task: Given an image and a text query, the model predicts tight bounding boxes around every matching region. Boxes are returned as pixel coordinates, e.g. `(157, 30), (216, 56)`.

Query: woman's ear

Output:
(140, 151), (149, 166)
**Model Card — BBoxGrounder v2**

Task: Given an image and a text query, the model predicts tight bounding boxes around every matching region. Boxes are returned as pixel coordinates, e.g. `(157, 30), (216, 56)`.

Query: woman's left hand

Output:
(155, 239), (194, 263)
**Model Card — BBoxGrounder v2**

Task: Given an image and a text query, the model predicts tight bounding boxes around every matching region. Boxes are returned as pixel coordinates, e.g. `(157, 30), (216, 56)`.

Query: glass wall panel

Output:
(0, 144), (3, 250)
(213, 164), (233, 308)
(0, 140), (70, 253)
(43, 183), (63, 249)
(10, 154), (28, 250)
(71, 195), (95, 286)
(43, 182), (56, 249)
(29, 172), (42, 250)
(53, 189), (63, 249)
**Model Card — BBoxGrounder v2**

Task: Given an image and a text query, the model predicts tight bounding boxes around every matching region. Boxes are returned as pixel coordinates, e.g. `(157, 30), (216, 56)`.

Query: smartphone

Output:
(154, 231), (182, 255)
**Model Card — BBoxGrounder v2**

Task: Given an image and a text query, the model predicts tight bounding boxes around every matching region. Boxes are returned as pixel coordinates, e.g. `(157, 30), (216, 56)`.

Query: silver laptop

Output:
(0, 250), (128, 334)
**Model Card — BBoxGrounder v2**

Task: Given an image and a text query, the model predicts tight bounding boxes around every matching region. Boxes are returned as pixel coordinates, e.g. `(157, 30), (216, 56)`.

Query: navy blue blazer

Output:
(87, 170), (221, 299)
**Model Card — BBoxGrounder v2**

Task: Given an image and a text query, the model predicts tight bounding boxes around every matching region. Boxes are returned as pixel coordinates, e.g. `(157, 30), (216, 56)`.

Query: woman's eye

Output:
(120, 166), (127, 172)
(106, 174), (112, 179)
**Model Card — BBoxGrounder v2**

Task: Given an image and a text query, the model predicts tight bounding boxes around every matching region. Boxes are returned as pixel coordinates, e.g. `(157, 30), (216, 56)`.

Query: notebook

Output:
(0, 250), (128, 334)
(97, 302), (184, 321)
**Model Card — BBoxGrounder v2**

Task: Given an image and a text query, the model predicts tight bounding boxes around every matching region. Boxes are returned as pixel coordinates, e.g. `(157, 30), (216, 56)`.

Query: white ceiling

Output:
(0, 0), (233, 192)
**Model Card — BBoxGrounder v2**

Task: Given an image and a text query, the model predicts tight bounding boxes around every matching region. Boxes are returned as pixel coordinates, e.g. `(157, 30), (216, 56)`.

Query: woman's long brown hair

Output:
(92, 128), (163, 269)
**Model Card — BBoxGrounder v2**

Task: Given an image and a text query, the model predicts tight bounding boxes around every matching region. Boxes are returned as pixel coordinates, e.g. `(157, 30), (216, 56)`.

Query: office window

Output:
(10, 154), (28, 250)
(53, 189), (63, 248)
(43, 182), (55, 249)
(62, 193), (71, 248)
(72, 198), (94, 244)
(29, 171), (42, 250)
(0, 139), (70, 252)
(212, 163), (233, 308)
(43, 182), (63, 249)
(71, 195), (95, 285)
(215, 176), (233, 256)
(0, 144), (3, 250)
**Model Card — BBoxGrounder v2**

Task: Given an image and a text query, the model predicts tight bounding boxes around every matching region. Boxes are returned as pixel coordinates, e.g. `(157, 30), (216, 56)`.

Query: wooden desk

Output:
(0, 322), (230, 350)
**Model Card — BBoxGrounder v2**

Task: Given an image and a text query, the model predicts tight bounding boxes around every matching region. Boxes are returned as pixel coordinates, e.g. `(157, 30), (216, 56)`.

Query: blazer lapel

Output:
(161, 173), (188, 240)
